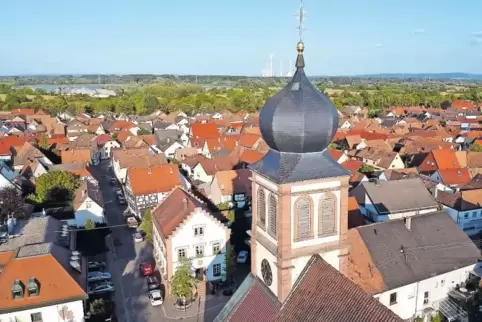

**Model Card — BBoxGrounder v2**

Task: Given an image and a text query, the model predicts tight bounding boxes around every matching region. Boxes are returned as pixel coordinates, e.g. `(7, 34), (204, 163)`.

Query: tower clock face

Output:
(261, 259), (272, 286)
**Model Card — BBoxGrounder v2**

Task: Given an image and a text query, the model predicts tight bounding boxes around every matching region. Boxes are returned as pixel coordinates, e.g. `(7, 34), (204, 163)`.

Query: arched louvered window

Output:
(257, 188), (266, 229)
(319, 194), (336, 236)
(295, 197), (312, 241)
(268, 193), (277, 238)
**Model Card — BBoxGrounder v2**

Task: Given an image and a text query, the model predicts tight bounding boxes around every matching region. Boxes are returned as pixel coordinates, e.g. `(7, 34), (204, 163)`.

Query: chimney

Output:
(169, 166), (173, 175)
(404, 217), (411, 230)
(147, 167), (151, 174)
(182, 198), (188, 211)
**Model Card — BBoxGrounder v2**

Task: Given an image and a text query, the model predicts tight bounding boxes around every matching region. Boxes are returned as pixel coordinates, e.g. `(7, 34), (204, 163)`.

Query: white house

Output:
(436, 189), (482, 236)
(0, 225), (87, 322)
(68, 177), (104, 226)
(350, 178), (439, 222)
(211, 112), (223, 119)
(152, 187), (230, 292)
(97, 136), (121, 159)
(346, 211), (480, 320)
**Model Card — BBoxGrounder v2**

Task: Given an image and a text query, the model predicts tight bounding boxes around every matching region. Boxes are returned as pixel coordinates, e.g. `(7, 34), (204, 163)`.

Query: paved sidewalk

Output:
(162, 294), (231, 321)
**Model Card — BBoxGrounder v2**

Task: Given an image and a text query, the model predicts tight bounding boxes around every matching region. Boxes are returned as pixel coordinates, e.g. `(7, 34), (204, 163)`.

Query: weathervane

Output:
(295, 0), (307, 42)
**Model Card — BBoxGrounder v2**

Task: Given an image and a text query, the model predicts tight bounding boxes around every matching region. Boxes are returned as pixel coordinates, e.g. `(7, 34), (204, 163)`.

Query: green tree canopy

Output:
(28, 170), (80, 204)
(84, 219), (96, 230)
(139, 209), (153, 242)
(223, 244), (236, 284)
(470, 143), (482, 152)
(171, 258), (194, 300)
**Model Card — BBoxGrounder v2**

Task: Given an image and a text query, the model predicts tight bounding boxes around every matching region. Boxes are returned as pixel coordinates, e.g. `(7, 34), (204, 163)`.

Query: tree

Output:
(139, 209), (153, 243)
(136, 127), (152, 135)
(0, 187), (25, 223)
(171, 258), (194, 301)
(84, 219), (96, 230)
(470, 143), (482, 152)
(223, 244), (236, 284)
(38, 134), (49, 150)
(28, 170), (80, 204)
(359, 164), (377, 173)
(89, 298), (114, 321)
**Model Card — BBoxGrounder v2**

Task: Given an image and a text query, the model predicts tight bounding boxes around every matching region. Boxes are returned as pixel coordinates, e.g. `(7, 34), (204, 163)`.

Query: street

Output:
(90, 160), (230, 322)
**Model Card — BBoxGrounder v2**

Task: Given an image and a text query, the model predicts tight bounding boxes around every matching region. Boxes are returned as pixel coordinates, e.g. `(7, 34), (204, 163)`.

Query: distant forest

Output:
(1, 73), (482, 87)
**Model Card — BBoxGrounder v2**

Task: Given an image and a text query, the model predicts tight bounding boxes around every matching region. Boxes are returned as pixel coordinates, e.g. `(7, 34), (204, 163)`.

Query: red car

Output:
(139, 262), (153, 276)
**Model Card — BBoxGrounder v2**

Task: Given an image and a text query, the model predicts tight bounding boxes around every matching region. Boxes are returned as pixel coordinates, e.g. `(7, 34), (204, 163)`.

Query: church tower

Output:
(249, 23), (350, 302)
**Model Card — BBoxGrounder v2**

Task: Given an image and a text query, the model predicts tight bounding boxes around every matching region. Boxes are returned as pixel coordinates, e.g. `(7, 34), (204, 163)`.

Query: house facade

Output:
(152, 188), (230, 291)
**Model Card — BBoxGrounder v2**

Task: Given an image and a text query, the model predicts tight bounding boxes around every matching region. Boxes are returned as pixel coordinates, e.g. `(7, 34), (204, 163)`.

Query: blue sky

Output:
(2, 0), (482, 76)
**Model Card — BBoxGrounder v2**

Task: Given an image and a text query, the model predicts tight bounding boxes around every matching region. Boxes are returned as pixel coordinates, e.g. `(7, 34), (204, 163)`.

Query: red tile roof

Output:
(438, 168), (471, 186)
(11, 108), (35, 115)
(127, 164), (181, 195)
(240, 149), (264, 164)
(0, 247), (87, 312)
(275, 255), (402, 322)
(327, 149), (344, 161)
(191, 122), (219, 139)
(341, 160), (363, 174)
(96, 134), (114, 145)
(0, 136), (25, 155)
(226, 276), (281, 322)
(152, 187), (221, 237)
(432, 149), (460, 169)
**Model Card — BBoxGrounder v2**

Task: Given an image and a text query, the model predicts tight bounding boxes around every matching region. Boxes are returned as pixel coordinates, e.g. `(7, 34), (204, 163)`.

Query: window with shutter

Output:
(319, 195), (336, 236)
(268, 194), (277, 238)
(296, 197), (312, 240)
(257, 188), (266, 229)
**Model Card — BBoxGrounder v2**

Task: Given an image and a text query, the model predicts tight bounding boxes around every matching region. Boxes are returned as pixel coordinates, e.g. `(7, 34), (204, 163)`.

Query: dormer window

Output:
(27, 277), (40, 297)
(11, 280), (24, 300)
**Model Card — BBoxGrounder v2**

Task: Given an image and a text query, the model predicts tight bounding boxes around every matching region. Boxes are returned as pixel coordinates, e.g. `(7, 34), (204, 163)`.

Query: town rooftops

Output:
(355, 211), (480, 291)
(361, 178), (438, 214)
(214, 169), (251, 196)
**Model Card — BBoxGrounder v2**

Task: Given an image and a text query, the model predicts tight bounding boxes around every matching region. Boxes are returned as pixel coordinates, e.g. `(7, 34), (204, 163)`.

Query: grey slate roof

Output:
(362, 178), (438, 214)
(259, 65), (338, 154)
(251, 48), (349, 184)
(250, 149), (349, 184)
(356, 211), (480, 290)
(0, 216), (61, 252)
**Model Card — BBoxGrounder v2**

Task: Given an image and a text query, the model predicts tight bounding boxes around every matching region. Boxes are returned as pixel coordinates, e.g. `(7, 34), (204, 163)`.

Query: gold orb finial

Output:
(297, 41), (305, 54)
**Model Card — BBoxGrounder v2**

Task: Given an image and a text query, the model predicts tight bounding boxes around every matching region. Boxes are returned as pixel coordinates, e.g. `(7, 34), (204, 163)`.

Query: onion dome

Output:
(259, 41), (339, 153)
(251, 41), (348, 184)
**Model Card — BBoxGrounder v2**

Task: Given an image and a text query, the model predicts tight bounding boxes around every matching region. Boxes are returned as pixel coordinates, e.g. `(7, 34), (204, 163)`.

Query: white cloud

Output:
(375, 43), (383, 48)
(414, 28), (425, 34)
(473, 31), (482, 37)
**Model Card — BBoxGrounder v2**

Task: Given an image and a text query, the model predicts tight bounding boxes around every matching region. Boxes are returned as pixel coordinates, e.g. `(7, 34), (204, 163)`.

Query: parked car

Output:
(139, 262), (153, 276)
(88, 283), (115, 295)
(88, 261), (107, 271)
(236, 250), (249, 264)
(126, 216), (138, 228)
(88, 272), (112, 283)
(133, 232), (144, 243)
(148, 289), (163, 306)
(146, 276), (160, 290)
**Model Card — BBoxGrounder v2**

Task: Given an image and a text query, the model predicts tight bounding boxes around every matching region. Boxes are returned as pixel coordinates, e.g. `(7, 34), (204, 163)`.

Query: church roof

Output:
(251, 42), (348, 184)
